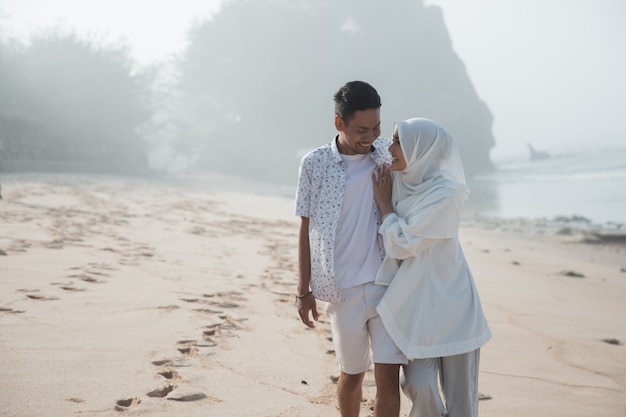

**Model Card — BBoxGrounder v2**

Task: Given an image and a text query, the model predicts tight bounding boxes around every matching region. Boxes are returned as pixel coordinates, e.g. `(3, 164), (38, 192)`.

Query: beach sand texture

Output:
(1, 174), (624, 417)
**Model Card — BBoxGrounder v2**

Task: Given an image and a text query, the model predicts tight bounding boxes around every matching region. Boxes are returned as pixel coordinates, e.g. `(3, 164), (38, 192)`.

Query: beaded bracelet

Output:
(295, 291), (313, 300)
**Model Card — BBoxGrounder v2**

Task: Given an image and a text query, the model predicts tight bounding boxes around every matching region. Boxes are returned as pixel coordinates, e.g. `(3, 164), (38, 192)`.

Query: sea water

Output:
(175, 145), (626, 227)
(467, 146), (626, 225)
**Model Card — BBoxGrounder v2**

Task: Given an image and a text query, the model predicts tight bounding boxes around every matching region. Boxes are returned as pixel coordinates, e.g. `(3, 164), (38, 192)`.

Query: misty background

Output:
(1, 0), (625, 223)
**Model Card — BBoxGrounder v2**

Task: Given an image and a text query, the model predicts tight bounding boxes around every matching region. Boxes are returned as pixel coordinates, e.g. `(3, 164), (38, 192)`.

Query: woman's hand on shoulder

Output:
(372, 164), (394, 218)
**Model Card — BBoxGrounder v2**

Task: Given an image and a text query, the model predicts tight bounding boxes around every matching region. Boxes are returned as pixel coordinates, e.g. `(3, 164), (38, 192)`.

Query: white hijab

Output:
(391, 118), (469, 238)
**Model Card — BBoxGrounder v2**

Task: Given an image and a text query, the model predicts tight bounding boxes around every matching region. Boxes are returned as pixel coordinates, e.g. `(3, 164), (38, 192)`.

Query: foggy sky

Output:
(2, 0), (625, 161)
(425, 0), (626, 161)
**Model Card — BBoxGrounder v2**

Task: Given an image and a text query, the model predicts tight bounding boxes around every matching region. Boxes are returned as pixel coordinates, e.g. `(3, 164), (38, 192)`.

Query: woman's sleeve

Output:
(378, 213), (437, 259)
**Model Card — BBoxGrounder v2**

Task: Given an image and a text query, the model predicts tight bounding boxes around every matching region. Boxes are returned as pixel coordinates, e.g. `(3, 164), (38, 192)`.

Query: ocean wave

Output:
(475, 168), (626, 183)
(478, 148), (626, 183)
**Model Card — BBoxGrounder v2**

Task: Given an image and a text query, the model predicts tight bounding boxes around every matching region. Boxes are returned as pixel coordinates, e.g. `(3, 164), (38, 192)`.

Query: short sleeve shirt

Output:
(295, 136), (392, 303)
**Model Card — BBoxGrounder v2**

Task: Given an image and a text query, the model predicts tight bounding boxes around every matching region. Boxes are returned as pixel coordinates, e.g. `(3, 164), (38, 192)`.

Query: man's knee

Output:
(375, 363), (400, 394)
(339, 371), (364, 390)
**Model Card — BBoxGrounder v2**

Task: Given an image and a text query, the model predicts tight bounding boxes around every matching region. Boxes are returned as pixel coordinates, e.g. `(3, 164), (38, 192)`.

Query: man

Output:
(295, 81), (406, 417)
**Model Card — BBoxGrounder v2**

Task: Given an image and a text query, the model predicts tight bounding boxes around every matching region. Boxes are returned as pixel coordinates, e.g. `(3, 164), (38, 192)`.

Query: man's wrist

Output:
(295, 291), (313, 299)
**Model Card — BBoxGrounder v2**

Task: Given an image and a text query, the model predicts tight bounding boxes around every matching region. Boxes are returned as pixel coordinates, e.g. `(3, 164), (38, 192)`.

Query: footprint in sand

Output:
(218, 319), (244, 331)
(216, 302), (240, 309)
(158, 370), (181, 380)
(166, 390), (207, 402)
(203, 327), (217, 337)
(84, 270), (111, 277)
(177, 346), (199, 356)
(215, 290), (248, 302)
(138, 250), (155, 258)
(479, 392), (493, 400)
(65, 397), (85, 403)
(157, 305), (180, 312)
(204, 316), (248, 341)
(59, 286), (86, 292)
(26, 294), (60, 301)
(180, 298), (201, 303)
(178, 337), (221, 351)
(50, 281), (73, 286)
(193, 308), (225, 314)
(147, 384), (175, 398)
(80, 275), (105, 283)
(45, 240), (64, 249)
(196, 338), (217, 347)
(183, 293), (244, 310)
(560, 270), (585, 278)
(152, 359), (192, 368)
(67, 273), (106, 284)
(118, 260), (140, 266)
(0, 307), (25, 314)
(87, 262), (118, 271)
(50, 280), (87, 292)
(114, 397), (140, 412)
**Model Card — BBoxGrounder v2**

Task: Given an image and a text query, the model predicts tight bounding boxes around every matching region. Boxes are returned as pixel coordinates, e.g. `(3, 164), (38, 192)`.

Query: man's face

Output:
(335, 108), (381, 155)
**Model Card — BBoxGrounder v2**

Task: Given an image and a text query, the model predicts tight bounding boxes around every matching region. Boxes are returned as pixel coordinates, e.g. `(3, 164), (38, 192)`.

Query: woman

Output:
(372, 118), (491, 417)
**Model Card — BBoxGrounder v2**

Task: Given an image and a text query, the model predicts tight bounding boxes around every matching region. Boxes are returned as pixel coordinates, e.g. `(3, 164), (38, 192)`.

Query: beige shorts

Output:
(325, 282), (407, 374)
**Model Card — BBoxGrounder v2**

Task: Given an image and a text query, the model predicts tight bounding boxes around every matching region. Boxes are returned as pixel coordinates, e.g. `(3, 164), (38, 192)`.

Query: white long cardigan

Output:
(375, 118), (491, 360)
(375, 204), (492, 359)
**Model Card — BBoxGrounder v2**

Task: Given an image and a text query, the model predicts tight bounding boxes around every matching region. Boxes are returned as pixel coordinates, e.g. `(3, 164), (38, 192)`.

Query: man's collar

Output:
(332, 136), (377, 162)
(331, 136), (343, 163)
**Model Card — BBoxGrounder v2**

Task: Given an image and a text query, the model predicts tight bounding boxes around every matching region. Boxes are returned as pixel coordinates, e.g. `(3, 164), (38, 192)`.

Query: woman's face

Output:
(388, 127), (407, 171)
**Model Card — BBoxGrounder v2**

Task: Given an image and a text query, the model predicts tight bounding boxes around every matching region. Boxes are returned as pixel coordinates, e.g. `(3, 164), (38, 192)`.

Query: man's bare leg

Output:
(374, 363), (401, 417)
(338, 371), (365, 417)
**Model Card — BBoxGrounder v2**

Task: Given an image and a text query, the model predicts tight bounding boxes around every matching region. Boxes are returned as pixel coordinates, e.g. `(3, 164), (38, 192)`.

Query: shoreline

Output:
(462, 213), (626, 246)
(3, 170), (625, 230)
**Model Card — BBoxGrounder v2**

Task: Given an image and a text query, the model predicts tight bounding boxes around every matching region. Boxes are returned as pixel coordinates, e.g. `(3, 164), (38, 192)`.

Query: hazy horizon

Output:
(1, 0), (625, 162)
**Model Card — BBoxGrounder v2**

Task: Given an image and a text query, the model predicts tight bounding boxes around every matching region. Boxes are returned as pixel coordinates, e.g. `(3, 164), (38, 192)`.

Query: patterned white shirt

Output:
(295, 136), (392, 303)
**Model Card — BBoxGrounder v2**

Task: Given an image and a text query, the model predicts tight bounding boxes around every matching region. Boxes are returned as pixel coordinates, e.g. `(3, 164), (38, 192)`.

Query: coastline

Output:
(1, 172), (625, 416)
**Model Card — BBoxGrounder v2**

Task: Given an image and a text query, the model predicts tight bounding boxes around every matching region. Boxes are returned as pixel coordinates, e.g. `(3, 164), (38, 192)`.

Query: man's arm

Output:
(296, 216), (318, 328)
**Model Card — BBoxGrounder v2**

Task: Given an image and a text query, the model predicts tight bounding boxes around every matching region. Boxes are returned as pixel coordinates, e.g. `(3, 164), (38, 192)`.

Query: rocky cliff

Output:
(179, 0), (495, 183)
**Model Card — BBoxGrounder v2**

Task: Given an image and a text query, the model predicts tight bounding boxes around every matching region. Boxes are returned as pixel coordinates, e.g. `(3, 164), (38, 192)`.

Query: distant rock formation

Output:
(180, 0), (496, 184)
(528, 143), (551, 161)
(383, 4), (496, 178)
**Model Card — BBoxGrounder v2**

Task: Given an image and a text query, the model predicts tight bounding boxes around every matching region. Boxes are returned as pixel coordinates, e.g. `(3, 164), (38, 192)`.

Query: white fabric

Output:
(334, 153), (382, 289)
(375, 118), (491, 359)
(325, 283), (407, 374)
(295, 136), (391, 303)
(402, 350), (481, 417)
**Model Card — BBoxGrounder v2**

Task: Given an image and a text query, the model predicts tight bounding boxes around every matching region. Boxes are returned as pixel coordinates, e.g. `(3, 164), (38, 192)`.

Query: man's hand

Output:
(296, 294), (319, 328)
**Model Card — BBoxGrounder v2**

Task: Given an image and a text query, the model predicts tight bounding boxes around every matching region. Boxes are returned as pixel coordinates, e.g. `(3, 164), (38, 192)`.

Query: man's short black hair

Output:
(334, 81), (381, 123)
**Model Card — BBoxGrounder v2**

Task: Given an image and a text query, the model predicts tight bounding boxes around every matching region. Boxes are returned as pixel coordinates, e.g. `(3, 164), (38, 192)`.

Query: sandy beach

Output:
(1, 173), (625, 417)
